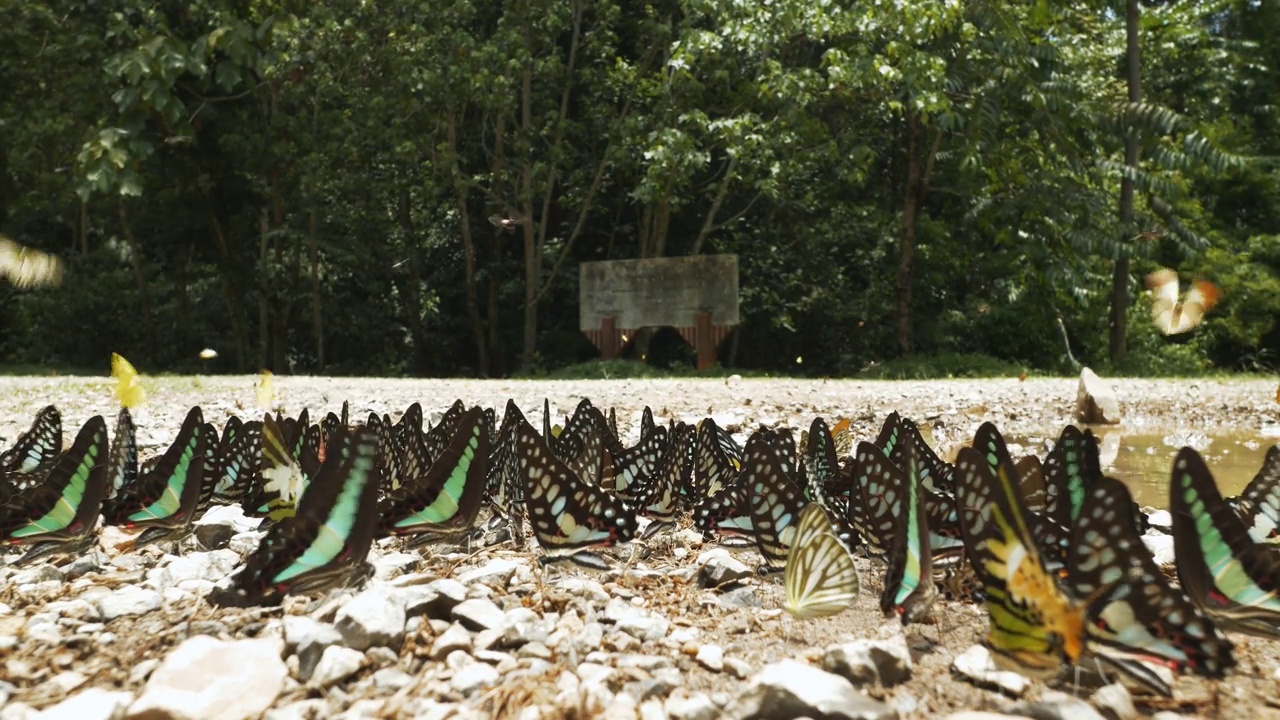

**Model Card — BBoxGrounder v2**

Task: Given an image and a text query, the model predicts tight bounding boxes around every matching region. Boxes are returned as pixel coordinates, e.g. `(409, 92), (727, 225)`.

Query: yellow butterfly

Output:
(0, 235), (64, 289)
(111, 353), (146, 409)
(255, 370), (278, 410)
(1146, 267), (1219, 336)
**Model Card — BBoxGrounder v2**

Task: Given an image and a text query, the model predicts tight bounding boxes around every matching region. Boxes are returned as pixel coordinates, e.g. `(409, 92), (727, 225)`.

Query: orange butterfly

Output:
(1145, 268), (1219, 335)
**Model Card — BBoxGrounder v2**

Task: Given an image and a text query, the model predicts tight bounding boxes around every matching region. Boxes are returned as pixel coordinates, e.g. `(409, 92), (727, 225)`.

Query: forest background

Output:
(1, 0), (1277, 380)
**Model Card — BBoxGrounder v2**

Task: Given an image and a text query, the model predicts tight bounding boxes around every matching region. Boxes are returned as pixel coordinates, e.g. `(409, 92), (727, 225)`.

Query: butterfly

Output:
(743, 432), (807, 574)
(255, 370), (278, 410)
(515, 418), (635, 569)
(111, 353), (146, 408)
(381, 406), (490, 546)
(880, 437), (938, 624)
(105, 408), (138, 499)
(1232, 445), (1280, 543)
(1146, 267), (1219, 336)
(633, 422), (691, 539)
(1071, 473), (1235, 691)
(101, 406), (207, 549)
(211, 425), (381, 606)
(0, 416), (109, 566)
(0, 405), (62, 479)
(782, 502), (859, 620)
(1171, 446), (1280, 639)
(0, 235), (64, 288)
(955, 423), (1089, 679)
(488, 214), (520, 233)
(247, 413), (321, 522)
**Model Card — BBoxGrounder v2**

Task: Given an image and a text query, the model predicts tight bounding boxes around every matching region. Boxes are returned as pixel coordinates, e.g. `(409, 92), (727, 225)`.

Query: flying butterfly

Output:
(111, 353), (146, 409)
(255, 370), (278, 410)
(0, 234), (64, 289)
(782, 502), (859, 620)
(1146, 267), (1219, 336)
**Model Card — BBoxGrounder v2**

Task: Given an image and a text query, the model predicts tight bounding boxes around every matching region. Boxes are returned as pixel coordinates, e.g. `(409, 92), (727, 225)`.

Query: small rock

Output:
(42, 672), (86, 695)
(308, 646), (364, 689)
(395, 577), (466, 618)
(456, 558), (521, 586)
(665, 693), (718, 720)
(724, 659), (895, 720)
(128, 636), (286, 720)
(452, 598), (504, 631)
(263, 699), (328, 720)
(372, 552), (419, 580)
(96, 586), (162, 621)
(450, 662), (500, 696)
(370, 667), (412, 691)
(724, 657), (753, 679)
(34, 688), (132, 720)
(1145, 510), (1172, 533)
(1076, 367), (1121, 424)
(716, 586), (761, 609)
(695, 645), (724, 672)
(335, 585), (407, 650)
(1141, 534), (1175, 566)
(1, 703), (36, 720)
(498, 608), (551, 647)
(639, 699), (666, 720)
(603, 597), (669, 641)
(951, 645), (1029, 697)
(559, 578), (610, 603)
(12, 565), (64, 586)
(943, 714), (1025, 720)
(823, 636), (913, 687)
(697, 549), (753, 587)
(194, 523), (235, 550)
(283, 616), (344, 682)
(1009, 690), (1105, 720)
(429, 622), (473, 660)
(1092, 684), (1136, 720)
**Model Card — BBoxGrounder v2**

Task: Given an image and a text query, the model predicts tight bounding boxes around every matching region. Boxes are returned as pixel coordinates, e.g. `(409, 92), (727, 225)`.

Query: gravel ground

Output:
(0, 374), (1278, 720)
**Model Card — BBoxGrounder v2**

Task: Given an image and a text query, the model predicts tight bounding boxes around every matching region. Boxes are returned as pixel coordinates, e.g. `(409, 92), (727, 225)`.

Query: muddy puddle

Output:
(983, 428), (1276, 509)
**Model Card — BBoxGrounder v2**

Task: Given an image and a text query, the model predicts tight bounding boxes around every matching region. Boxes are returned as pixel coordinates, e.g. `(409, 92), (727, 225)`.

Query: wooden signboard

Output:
(579, 255), (739, 371)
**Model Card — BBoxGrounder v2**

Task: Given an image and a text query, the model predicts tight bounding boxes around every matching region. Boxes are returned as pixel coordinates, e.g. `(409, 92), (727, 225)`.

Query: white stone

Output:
(372, 552), (420, 580)
(35, 688), (132, 720)
(1076, 367), (1121, 424)
(97, 586), (162, 621)
(694, 644), (724, 672)
(1092, 683), (1137, 720)
(603, 597), (669, 641)
(456, 558), (521, 586)
(452, 598), (504, 631)
(335, 585), (407, 650)
(450, 662), (499, 696)
(127, 636), (286, 720)
(665, 692), (719, 720)
(951, 645), (1030, 697)
(725, 659), (896, 720)
(1141, 534), (1176, 566)
(823, 635), (913, 686)
(429, 622), (473, 660)
(308, 646), (365, 689)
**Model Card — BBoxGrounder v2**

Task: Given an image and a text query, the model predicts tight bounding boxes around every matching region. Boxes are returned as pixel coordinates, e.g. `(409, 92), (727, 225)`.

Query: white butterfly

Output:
(0, 235), (64, 289)
(782, 502), (859, 620)
(1146, 267), (1218, 336)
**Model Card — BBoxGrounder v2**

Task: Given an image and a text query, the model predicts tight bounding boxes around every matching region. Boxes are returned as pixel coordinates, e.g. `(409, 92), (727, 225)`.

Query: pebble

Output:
(603, 597), (669, 641)
(371, 552), (420, 580)
(283, 616), (344, 681)
(452, 597), (505, 631)
(951, 645), (1030, 697)
(450, 662), (500, 696)
(498, 607), (552, 647)
(96, 586), (162, 621)
(697, 549), (753, 587)
(695, 644), (724, 672)
(429, 622), (473, 659)
(1010, 690), (1106, 720)
(1092, 684), (1136, 720)
(263, 700), (329, 720)
(33, 688), (132, 720)
(822, 635), (913, 686)
(128, 636), (287, 720)
(308, 646), (365, 689)
(1141, 534), (1176, 565)
(724, 659), (895, 720)
(395, 577), (466, 618)
(665, 691), (720, 720)
(457, 558), (522, 586)
(335, 584), (407, 650)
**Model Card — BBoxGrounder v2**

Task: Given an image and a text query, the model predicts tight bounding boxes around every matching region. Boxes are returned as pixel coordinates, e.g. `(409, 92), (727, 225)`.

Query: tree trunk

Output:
(519, 57), (538, 372)
(117, 200), (156, 359)
(207, 206), (250, 370)
(897, 110), (923, 357)
(1110, 0), (1142, 365)
(258, 208), (271, 371)
(398, 188), (427, 374)
(448, 105), (489, 376)
(308, 201), (324, 369)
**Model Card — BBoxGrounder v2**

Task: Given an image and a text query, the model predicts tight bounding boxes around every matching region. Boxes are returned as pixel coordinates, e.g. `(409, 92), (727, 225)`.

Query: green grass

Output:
(854, 353), (1031, 380)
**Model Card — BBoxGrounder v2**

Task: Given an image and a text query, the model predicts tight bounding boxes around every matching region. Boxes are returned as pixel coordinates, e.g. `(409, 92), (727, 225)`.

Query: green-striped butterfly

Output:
(1171, 446), (1280, 639)
(102, 406), (206, 549)
(211, 425), (381, 606)
(381, 406), (489, 545)
(1, 415), (109, 565)
(1233, 445), (1280, 543)
(880, 437), (937, 624)
(783, 502), (859, 620)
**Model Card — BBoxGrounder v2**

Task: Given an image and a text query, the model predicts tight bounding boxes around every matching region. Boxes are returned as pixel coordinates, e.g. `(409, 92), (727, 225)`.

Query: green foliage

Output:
(0, 0), (1274, 378)
(856, 353), (1027, 380)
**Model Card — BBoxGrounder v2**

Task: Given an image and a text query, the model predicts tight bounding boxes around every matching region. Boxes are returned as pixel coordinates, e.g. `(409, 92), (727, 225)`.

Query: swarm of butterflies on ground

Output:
(3, 359), (1279, 699)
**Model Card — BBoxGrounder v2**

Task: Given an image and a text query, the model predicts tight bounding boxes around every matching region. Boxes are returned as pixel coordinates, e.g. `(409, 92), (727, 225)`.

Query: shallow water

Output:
(1001, 429), (1276, 509)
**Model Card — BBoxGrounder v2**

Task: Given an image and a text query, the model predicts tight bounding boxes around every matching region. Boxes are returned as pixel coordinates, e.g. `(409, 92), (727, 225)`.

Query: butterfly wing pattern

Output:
(783, 503), (859, 620)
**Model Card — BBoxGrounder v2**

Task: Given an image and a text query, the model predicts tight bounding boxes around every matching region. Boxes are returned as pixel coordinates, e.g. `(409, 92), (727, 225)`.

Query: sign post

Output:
(579, 255), (740, 371)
